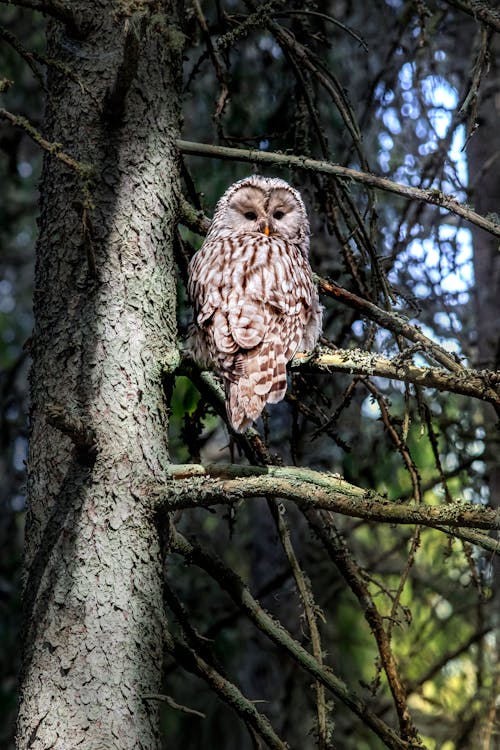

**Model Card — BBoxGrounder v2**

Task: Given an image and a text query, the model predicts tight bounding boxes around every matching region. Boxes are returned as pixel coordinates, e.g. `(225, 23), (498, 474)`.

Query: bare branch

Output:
(305, 510), (418, 742)
(141, 693), (206, 719)
(268, 499), (331, 748)
(178, 195), (210, 235)
(176, 139), (500, 238)
(317, 278), (465, 374)
(165, 632), (288, 750)
(45, 402), (97, 466)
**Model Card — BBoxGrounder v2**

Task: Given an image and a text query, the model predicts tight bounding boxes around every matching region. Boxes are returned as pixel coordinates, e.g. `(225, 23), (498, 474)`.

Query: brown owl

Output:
(187, 175), (322, 432)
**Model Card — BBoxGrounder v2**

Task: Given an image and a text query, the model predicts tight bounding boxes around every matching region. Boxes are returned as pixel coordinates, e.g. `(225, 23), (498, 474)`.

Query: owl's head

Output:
(209, 175), (310, 248)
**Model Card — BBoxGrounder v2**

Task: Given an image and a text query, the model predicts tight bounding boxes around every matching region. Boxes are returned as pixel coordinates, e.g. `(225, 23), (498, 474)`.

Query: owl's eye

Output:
(273, 211), (285, 220)
(244, 211), (257, 220)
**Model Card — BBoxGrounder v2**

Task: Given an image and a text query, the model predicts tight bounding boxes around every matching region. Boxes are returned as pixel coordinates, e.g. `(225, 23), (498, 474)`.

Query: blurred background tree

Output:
(1, 1), (499, 748)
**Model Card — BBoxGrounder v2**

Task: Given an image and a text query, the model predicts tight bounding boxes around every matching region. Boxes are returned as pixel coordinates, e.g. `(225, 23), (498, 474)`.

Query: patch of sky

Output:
(399, 62), (414, 91)
(18, 161), (33, 179)
(361, 396), (382, 420)
(381, 108), (401, 134)
(415, 320), (463, 356)
(433, 310), (462, 332)
(351, 320), (364, 337)
(421, 75), (458, 138)
(257, 35), (282, 59)
(396, 227), (473, 297)
(378, 131), (394, 172)
(375, 82), (395, 106)
(449, 125), (468, 184)
(13, 436), (27, 472)
(415, 119), (429, 140)
(379, 132), (394, 151)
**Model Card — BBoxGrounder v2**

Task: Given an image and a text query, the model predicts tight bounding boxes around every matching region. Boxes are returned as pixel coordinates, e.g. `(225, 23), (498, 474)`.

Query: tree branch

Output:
(165, 632), (288, 750)
(267, 499), (331, 748)
(305, 510), (418, 742)
(0, 108), (94, 178)
(169, 528), (414, 750)
(176, 140), (500, 238)
(45, 402), (97, 466)
(154, 463), (500, 533)
(0, 0), (84, 36)
(442, 0), (500, 34)
(317, 278), (464, 374)
(292, 347), (500, 407)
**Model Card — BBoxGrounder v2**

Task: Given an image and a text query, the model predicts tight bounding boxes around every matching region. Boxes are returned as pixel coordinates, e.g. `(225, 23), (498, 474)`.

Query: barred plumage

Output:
(187, 175), (322, 432)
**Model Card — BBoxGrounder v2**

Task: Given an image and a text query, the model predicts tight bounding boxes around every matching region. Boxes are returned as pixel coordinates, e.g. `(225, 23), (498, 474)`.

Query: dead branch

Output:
(165, 631), (288, 750)
(305, 510), (418, 743)
(0, 107), (94, 177)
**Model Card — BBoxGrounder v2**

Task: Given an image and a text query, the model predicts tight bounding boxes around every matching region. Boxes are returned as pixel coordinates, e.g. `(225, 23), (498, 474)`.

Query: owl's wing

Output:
(188, 234), (320, 430)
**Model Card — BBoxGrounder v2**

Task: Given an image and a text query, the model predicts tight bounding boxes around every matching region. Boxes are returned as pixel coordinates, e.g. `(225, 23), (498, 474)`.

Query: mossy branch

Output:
(0, 107), (94, 179)
(292, 347), (500, 408)
(153, 463), (500, 534)
(178, 347), (500, 409)
(442, 0), (500, 34)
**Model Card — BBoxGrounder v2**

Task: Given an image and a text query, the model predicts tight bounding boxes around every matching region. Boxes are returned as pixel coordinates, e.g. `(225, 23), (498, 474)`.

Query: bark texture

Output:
(17, 2), (183, 748)
(468, 33), (500, 595)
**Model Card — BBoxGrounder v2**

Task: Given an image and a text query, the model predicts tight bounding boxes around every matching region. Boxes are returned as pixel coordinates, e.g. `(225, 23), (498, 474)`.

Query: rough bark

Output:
(468, 34), (500, 570)
(17, 2), (183, 748)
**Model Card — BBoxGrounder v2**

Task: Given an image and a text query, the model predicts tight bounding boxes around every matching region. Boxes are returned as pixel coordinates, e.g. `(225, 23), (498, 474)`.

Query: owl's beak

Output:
(263, 225), (270, 236)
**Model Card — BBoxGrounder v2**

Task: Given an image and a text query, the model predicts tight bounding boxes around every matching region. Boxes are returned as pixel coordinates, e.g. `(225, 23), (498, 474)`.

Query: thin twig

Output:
(141, 693), (206, 718)
(165, 632), (288, 750)
(0, 0), (83, 35)
(272, 10), (368, 51)
(267, 499), (330, 749)
(305, 510), (420, 744)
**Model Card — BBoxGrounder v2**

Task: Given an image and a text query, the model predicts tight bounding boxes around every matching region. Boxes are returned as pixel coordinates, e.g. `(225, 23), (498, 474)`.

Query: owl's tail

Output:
(226, 342), (288, 432)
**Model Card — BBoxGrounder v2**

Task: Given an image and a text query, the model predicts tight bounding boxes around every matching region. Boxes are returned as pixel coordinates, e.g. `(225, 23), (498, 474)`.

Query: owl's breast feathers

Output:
(187, 233), (322, 431)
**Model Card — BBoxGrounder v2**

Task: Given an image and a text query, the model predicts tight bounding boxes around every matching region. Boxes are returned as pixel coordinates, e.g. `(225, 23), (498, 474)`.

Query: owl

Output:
(187, 175), (322, 432)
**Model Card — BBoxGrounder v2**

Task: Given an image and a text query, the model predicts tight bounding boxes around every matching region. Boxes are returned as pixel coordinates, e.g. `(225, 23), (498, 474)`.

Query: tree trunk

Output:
(16, 3), (183, 748)
(468, 34), (500, 593)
